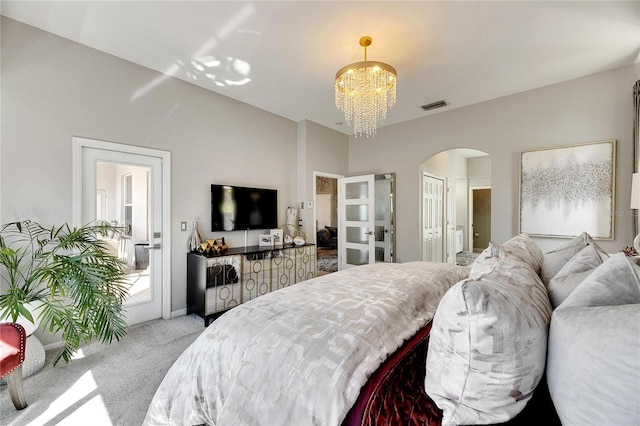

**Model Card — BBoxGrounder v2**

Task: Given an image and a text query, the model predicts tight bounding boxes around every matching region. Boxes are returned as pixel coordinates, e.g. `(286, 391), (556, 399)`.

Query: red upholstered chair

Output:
(0, 323), (27, 409)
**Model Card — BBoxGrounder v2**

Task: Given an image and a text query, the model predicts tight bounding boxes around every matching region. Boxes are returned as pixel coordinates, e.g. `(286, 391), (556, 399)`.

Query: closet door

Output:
(422, 174), (444, 262)
(445, 178), (456, 264)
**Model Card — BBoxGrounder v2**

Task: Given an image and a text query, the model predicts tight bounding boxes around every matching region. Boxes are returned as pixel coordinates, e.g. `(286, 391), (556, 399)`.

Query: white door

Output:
(445, 179), (456, 264)
(338, 175), (376, 269)
(79, 144), (165, 325)
(422, 174), (444, 262)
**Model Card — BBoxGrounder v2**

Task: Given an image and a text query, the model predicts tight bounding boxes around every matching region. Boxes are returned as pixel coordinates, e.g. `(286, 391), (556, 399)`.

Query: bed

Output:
(143, 261), (469, 425)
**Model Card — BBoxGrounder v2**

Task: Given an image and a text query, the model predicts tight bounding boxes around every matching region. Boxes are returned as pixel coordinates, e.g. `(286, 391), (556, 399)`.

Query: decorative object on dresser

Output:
(187, 244), (316, 326)
(520, 140), (616, 239)
(187, 220), (202, 252)
(195, 237), (228, 256)
(258, 234), (273, 248)
(270, 228), (283, 248)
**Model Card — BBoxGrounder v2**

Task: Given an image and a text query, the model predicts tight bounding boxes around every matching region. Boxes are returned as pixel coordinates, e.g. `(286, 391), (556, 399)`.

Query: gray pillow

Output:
(547, 244), (609, 308)
(547, 253), (640, 425)
(426, 235), (551, 425)
(541, 232), (594, 286)
(471, 233), (544, 278)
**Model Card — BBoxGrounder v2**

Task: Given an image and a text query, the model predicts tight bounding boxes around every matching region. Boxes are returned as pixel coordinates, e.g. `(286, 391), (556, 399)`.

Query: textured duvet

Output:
(143, 261), (469, 426)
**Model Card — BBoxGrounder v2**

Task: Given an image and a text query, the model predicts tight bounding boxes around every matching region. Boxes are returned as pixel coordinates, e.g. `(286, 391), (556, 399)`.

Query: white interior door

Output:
(80, 146), (164, 325)
(445, 178), (456, 264)
(422, 174), (444, 262)
(339, 175), (376, 269)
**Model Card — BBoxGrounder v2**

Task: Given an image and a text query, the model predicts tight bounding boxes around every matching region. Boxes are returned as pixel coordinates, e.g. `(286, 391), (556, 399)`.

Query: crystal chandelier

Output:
(335, 36), (397, 138)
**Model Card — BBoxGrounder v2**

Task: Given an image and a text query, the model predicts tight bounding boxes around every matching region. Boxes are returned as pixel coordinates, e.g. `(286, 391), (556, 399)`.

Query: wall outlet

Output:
(181, 221), (187, 231)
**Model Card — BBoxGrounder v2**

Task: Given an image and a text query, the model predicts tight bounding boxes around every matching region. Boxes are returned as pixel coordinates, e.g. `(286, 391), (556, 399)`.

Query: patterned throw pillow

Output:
(547, 253), (640, 425)
(425, 234), (551, 425)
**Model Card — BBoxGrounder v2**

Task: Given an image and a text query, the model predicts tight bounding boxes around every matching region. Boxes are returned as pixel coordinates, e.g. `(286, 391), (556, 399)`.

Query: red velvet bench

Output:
(0, 323), (27, 410)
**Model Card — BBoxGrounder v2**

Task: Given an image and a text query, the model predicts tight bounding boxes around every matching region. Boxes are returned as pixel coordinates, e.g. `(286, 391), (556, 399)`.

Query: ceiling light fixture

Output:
(335, 36), (397, 138)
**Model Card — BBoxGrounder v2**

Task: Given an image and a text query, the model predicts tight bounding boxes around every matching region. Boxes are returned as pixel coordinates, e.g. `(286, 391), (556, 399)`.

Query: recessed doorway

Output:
(314, 173), (340, 276)
(420, 148), (491, 266)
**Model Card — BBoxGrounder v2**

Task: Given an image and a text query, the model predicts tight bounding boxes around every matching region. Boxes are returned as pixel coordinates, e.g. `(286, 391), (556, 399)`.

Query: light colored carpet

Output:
(0, 314), (204, 425)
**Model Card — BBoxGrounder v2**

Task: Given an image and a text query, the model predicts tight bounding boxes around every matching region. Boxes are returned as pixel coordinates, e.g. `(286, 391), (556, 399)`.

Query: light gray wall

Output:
(349, 64), (640, 260)
(1, 18), (298, 319)
(297, 120), (349, 241)
(3, 16), (639, 321)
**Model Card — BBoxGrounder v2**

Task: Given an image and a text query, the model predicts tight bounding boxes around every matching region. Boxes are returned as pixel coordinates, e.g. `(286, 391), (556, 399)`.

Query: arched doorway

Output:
(420, 148), (491, 265)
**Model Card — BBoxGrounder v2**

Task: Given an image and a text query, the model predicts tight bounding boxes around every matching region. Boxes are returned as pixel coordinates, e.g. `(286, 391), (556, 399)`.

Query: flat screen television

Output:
(211, 184), (278, 231)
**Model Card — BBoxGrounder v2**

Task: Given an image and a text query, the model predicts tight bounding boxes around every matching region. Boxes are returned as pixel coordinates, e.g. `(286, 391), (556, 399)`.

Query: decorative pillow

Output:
(471, 234), (544, 278)
(425, 237), (552, 425)
(547, 244), (608, 308)
(541, 232), (594, 286)
(547, 253), (640, 426)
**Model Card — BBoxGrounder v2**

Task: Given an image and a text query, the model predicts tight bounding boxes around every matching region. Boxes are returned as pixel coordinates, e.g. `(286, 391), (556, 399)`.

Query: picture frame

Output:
(270, 228), (283, 248)
(258, 234), (273, 248)
(519, 139), (616, 239)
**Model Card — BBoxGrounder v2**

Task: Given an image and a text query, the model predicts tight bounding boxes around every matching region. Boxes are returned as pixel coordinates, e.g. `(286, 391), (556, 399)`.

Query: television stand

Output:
(187, 244), (316, 326)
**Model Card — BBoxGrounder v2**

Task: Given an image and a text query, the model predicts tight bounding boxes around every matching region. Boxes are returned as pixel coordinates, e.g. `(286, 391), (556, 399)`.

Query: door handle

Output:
(145, 243), (161, 250)
(364, 231), (373, 235)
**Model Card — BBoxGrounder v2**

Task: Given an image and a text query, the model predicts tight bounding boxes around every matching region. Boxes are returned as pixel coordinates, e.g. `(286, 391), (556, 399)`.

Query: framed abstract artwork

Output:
(519, 140), (616, 239)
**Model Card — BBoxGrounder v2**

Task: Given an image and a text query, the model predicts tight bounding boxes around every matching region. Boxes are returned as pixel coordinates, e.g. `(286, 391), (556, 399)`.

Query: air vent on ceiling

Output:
(420, 100), (448, 111)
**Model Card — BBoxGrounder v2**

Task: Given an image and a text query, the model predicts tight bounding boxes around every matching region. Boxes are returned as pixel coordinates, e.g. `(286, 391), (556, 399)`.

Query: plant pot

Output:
(0, 301), (42, 336)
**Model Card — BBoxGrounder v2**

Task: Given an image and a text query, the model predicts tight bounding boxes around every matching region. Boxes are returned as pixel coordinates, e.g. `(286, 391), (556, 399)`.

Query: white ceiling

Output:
(2, 1), (639, 136)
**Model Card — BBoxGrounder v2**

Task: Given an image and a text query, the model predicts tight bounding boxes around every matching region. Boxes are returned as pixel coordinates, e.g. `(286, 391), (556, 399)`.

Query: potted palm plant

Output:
(0, 220), (128, 365)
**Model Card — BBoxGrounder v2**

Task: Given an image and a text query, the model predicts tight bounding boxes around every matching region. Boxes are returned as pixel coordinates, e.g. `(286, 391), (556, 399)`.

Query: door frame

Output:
(468, 186), (491, 253)
(71, 137), (172, 320)
(313, 171), (343, 269)
(312, 171), (344, 244)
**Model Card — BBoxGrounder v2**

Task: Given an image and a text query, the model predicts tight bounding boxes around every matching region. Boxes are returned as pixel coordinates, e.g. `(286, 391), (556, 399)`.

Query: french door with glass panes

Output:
(338, 175), (376, 270)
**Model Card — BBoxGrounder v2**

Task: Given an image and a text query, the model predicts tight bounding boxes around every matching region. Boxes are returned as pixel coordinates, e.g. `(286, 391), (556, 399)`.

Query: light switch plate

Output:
(181, 221), (187, 231)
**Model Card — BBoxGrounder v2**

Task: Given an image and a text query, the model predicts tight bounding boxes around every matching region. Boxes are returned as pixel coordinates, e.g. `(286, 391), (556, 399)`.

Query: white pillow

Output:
(547, 244), (608, 308)
(541, 232), (594, 285)
(425, 235), (551, 425)
(547, 253), (640, 426)
(470, 233), (544, 278)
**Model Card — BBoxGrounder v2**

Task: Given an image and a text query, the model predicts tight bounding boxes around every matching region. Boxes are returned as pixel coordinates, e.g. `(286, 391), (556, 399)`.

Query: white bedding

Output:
(144, 261), (469, 426)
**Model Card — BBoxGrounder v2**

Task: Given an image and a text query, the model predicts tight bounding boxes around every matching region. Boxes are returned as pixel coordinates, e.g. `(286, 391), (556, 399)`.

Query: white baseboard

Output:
(171, 309), (187, 318)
